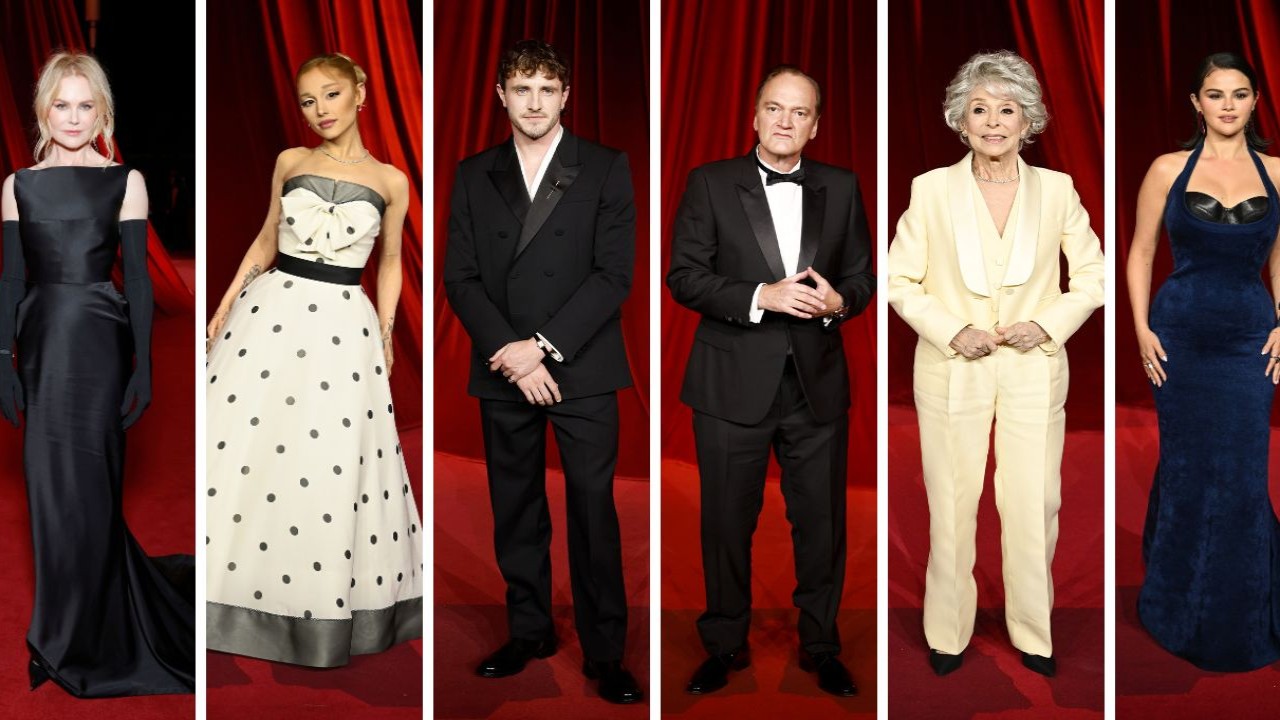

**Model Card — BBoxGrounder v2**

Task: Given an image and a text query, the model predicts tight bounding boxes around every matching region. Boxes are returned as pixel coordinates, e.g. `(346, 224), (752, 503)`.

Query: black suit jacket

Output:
(666, 152), (875, 425)
(445, 130), (635, 401)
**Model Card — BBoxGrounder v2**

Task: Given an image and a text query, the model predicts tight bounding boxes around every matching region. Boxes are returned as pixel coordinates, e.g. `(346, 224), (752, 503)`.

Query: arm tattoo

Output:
(240, 264), (262, 292)
(382, 316), (394, 344)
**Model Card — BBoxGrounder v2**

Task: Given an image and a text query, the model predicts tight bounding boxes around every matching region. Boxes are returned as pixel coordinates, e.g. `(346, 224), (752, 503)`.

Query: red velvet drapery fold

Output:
(887, 0), (1106, 429)
(0, 0), (193, 314)
(432, 0), (651, 477)
(206, 0), (423, 427)
(660, 0), (878, 486)
(1115, 0), (1280, 408)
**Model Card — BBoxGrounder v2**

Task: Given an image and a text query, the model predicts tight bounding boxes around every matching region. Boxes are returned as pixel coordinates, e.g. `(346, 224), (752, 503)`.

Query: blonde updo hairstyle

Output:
(33, 52), (116, 162)
(295, 52), (368, 103)
(942, 50), (1049, 148)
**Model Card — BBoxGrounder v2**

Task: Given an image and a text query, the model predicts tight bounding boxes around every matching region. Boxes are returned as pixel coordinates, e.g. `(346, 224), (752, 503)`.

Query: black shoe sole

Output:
(929, 650), (963, 677)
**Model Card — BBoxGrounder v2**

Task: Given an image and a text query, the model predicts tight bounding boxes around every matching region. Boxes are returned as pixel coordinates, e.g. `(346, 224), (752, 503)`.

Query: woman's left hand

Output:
(1261, 328), (1280, 384)
(996, 321), (1049, 352)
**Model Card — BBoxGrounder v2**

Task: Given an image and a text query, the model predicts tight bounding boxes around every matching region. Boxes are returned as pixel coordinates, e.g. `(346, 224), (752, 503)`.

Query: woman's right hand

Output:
(949, 327), (1000, 359)
(1137, 326), (1168, 387)
(206, 307), (229, 352)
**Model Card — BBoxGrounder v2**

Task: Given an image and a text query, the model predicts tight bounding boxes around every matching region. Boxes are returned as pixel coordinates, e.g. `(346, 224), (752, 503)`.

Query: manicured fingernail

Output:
(1161, 355), (1168, 361)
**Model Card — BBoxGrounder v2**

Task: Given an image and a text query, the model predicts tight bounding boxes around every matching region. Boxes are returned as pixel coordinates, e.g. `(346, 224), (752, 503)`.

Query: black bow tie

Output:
(757, 158), (805, 186)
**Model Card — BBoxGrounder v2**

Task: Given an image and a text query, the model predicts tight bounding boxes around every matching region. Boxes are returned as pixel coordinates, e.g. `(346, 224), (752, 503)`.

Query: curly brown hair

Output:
(498, 39), (569, 89)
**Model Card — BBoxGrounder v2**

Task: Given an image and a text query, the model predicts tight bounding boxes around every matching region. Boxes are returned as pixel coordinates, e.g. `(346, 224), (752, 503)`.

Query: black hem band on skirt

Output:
(276, 253), (364, 285)
(205, 596), (423, 667)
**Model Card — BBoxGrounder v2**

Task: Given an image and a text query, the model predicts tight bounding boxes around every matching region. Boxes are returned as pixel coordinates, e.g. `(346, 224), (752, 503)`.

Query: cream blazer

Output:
(888, 153), (1105, 358)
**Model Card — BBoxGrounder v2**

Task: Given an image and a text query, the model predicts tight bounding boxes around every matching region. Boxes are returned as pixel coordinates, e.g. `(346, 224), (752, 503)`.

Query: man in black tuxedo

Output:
(444, 39), (640, 705)
(667, 65), (875, 697)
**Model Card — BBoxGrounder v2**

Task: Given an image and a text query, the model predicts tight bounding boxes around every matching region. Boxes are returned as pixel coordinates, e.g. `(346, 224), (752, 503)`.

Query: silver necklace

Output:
(319, 147), (370, 165)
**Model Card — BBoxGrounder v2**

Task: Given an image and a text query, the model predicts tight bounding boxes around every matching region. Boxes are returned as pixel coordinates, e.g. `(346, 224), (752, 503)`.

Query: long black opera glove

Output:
(119, 219), (153, 430)
(0, 221), (25, 427)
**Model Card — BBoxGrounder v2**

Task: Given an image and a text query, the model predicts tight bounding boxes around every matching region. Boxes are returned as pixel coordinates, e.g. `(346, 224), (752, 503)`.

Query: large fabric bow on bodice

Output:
(279, 187), (381, 262)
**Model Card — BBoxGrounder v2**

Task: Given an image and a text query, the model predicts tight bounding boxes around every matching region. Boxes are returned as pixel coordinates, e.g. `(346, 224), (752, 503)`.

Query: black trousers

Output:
(479, 392), (627, 662)
(693, 360), (848, 655)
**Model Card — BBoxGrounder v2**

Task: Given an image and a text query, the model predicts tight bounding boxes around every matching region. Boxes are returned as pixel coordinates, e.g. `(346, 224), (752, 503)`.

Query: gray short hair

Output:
(943, 50), (1049, 146)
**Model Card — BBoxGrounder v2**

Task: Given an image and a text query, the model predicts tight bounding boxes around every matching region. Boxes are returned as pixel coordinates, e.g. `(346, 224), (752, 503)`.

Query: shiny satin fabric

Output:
(13, 165), (194, 696)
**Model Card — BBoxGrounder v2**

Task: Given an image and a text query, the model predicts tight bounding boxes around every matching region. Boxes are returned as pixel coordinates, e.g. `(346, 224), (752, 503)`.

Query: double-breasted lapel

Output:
(516, 131), (582, 259)
(486, 140), (529, 263)
(947, 152), (1041, 295)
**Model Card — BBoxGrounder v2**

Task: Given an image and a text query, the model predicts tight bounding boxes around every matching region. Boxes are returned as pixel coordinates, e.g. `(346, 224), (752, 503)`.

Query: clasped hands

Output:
(950, 321), (1049, 359)
(489, 338), (562, 406)
(757, 267), (844, 319)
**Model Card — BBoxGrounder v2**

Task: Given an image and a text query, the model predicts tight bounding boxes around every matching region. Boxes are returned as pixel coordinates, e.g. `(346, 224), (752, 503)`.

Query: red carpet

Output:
(888, 403), (1103, 718)
(433, 452), (650, 719)
(207, 427), (423, 719)
(0, 313), (194, 719)
(660, 458), (876, 718)
(1115, 404), (1280, 718)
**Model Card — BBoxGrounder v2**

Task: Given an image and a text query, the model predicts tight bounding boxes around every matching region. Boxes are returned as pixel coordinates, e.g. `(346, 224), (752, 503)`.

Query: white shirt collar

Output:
(755, 145), (803, 175)
(514, 125), (565, 199)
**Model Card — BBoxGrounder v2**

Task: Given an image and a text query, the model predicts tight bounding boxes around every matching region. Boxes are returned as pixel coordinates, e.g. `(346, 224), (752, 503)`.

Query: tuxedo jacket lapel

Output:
(736, 157), (787, 282)
(515, 132), (582, 260)
(796, 181), (825, 272)
(1002, 157), (1040, 287)
(948, 153), (989, 297)
(487, 140), (531, 228)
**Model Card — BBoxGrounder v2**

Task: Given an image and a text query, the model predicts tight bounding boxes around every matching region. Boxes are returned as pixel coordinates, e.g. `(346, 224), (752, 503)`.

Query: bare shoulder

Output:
(1260, 153), (1280, 185)
(376, 160), (410, 202)
(1, 173), (15, 220)
(275, 146), (311, 176)
(1148, 151), (1190, 180)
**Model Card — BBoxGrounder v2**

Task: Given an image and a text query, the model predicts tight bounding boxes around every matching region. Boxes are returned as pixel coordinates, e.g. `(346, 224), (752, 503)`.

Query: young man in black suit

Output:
(444, 39), (640, 705)
(667, 65), (875, 697)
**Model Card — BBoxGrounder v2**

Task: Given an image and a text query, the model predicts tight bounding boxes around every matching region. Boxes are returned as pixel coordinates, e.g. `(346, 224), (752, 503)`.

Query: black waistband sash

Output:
(276, 253), (363, 285)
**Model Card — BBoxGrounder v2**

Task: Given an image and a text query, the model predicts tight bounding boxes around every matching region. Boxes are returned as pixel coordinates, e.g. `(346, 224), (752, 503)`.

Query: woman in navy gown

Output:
(1127, 51), (1280, 671)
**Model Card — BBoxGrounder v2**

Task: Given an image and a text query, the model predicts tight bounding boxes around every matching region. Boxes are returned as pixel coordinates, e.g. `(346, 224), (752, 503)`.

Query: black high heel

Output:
(29, 658), (49, 691)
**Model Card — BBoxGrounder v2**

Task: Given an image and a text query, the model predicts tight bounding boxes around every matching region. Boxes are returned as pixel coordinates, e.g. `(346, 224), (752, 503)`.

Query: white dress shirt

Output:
(513, 125), (564, 199)
(749, 148), (804, 323)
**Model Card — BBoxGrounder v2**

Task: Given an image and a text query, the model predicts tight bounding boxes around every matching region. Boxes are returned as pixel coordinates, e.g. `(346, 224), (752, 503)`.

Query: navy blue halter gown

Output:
(1141, 141), (1280, 671)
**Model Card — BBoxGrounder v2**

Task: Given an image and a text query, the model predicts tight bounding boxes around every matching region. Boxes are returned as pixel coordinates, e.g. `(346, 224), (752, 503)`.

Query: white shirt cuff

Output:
(534, 332), (564, 362)
(749, 283), (766, 323)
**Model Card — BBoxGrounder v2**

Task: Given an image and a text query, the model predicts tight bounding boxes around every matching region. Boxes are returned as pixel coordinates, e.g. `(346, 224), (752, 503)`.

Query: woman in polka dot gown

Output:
(204, 53), (422, 666)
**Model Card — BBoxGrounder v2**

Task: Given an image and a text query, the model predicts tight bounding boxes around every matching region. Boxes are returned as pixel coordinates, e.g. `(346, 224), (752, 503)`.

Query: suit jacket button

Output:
(544, 269), (555, 276)
(555, 229), (565, 236)
(498, 231), (509, 238)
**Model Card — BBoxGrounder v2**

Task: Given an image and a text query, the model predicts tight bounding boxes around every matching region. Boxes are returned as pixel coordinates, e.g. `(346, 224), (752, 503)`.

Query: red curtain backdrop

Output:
(432, 0), (651, 477)
(206, 0), (423, 429)
(1115, 0), (1280, 408)
(887, 0), (1105, 429)
(660, 0), (878, 485)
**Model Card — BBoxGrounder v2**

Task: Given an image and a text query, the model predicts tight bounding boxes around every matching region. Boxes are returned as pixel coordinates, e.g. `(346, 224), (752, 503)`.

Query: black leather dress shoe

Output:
(685, 646), (751, 694)
(1021, 652), (1056, 677)
(928, 648), (964, 676)
(800, 651), (858, 697)
(583, 659), (643, 704)
(475, 636), (558, 678)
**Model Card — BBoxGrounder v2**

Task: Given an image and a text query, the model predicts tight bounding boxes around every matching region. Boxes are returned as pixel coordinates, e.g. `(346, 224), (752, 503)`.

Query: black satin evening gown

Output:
(1140, 142), (1280, 671)
(12, 166), (194, 696)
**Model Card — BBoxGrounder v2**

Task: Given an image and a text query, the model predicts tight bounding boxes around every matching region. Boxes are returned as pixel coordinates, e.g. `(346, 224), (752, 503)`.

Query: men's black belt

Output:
(276, 253), (363, 285)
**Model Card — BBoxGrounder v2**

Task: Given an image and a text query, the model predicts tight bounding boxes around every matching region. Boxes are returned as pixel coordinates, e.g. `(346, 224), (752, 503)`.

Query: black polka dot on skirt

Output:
(297, 349), (306, 358)
(308, 304), (318, 312)
(376, 576), (383, 585)
(251, 305), (259, 313)
(228, 394), (237, 403)
(304, 610), (312, 619)
(310, 429), (319, 438)
(286, 396), (295, 405)
(276, 444), (285, 454)
(336, 598), (344, 608)
(344, 550), (352, 559)
(259, 542), (268, 551)
(300, 477), (309, 487)
(250, 417), (259, 426)
(208, 488), (217, 496)
(370, 534), (377, 544)
(343, 290), (351, 299)
(273, 324), (282, 333)
(323, 513), (332, 523)
(228, 562), (237, 571)
(321, 381), (330, 390)
(238, 349), (247, 357)
(217, 441), (226, 449)
(313, 562), (322, 571)
(282, 575), (291, 584)
(254, 590), (263, 599)
(266, 493), (276, 502)
(233, 514), (242, 523)
(284, 280), (294, 288)
(289, 526), (298, 536)
(361, 493), (369, 503)
(240, 465), (250, 475)
(332, 336), (341, 345)
(342, 418), (351, 427)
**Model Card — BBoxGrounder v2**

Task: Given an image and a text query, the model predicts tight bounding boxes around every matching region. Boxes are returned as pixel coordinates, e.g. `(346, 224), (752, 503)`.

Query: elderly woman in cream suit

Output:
(888, 51), (1104, 679)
